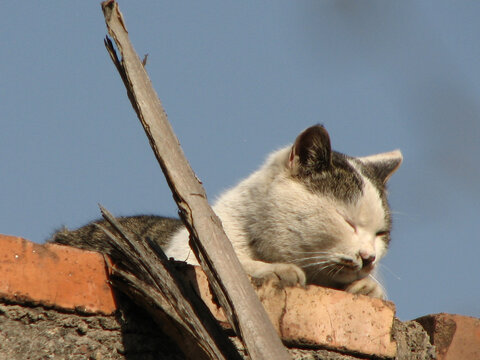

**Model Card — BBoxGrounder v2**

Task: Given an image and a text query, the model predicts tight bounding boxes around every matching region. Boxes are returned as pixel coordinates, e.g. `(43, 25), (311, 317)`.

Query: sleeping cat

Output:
(52, 125), (402, 299)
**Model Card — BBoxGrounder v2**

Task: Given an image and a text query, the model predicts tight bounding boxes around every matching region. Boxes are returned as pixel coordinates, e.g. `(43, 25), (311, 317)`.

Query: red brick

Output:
(182, 266), (397, 358)
(180, 264), (229, 325)
(415, 313), (480, 360)
(0, 234), (397, 358)
(281, 285), (396, 357)
(0, 234), (116, 314)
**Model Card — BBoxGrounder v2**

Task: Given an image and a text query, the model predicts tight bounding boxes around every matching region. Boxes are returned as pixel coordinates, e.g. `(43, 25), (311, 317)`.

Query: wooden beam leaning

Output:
(100, 1), (291, 360)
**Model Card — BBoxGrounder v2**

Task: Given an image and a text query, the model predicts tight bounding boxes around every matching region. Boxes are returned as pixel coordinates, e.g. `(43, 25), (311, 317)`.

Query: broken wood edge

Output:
(98, 206), (243, 360)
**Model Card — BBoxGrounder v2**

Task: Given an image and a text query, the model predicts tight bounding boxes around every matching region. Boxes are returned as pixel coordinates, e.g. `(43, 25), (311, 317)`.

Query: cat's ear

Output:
(359, 150), (403, 184)
(288, 124), (332, 176)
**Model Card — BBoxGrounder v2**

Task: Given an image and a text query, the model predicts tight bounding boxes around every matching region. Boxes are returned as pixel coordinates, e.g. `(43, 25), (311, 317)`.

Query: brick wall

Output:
(0, 234), (477, 360)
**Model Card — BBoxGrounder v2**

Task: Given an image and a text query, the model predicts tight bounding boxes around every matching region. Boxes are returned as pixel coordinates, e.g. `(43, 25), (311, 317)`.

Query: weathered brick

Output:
(182, 266), (397, 358)
(281, 285), (396, 357)
(415, 313), (480, 360)
(0, 234), (397, 358)
(0, 234), (116, 314)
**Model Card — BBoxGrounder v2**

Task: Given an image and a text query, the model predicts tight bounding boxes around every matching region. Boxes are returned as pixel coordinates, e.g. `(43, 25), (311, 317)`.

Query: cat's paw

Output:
(264, 263), (307, 287)
(244, 260), (306, 287)
(344, 276), (385, 299)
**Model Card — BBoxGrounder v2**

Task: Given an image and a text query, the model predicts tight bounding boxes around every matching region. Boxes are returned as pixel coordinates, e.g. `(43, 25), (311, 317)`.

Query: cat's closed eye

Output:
(375, 230), (389, 237)
(345, 219), (356, 232)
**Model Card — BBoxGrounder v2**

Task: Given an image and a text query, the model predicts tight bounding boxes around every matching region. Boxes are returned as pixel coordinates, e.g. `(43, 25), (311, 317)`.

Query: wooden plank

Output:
(100, 1), (291, 359)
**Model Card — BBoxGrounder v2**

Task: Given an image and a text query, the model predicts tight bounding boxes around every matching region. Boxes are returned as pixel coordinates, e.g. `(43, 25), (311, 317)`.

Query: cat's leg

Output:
(240, 258), (306, 287)
(169, 228), (306, 286)
(165, 228), (200, 265)
(344, 276), (385, 299)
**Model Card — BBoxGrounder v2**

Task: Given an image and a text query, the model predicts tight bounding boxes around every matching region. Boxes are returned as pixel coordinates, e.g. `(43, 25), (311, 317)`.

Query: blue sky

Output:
(1, 1), (479, 320)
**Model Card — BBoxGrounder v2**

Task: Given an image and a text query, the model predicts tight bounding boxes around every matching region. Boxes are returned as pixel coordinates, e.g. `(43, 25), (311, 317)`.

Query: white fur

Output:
(165, 144), (399, 298)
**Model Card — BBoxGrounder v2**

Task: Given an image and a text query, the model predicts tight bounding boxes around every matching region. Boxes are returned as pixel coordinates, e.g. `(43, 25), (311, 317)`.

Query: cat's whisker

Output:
(312, 263), (337, 278)
(378, 263), (402, 281)
(301, 262), (334, 280)
(329, 265), (338, 276)
(288, 250), (332, 255)
(290, 253), (346, 266)
(293, 255), (330, 263)
(332, 265), (345, 279)
(319, 261), (344, 279)
(295, 257), (330, 267)
(369, 274), (387, 296)
(327, 267), (336, 277)
(325, 264), (339, 275)
(301, 261), (330, 269)
(298, 263), (329, 269)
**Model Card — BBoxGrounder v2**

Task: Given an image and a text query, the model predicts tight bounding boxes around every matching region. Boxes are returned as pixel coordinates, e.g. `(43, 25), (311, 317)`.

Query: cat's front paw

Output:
(344, 276), (385, 299)
(265, 263), (307, 287)
(244, 260), (306, 287)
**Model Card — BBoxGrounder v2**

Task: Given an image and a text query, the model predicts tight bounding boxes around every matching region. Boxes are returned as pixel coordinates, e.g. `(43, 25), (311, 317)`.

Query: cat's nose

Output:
(359, 251), (376, 268)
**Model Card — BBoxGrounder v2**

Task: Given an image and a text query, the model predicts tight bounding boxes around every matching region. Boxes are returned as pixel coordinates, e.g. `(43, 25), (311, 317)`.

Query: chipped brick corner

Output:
(415, 313), (480, 360)
(0, 233), (476, 359)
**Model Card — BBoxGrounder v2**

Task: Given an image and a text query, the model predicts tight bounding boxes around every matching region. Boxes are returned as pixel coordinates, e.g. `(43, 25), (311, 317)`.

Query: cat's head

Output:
(270, 125), (402, 287)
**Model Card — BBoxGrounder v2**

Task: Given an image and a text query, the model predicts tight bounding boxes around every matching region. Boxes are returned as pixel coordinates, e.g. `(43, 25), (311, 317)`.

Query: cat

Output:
(52, 125), (402, 299)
